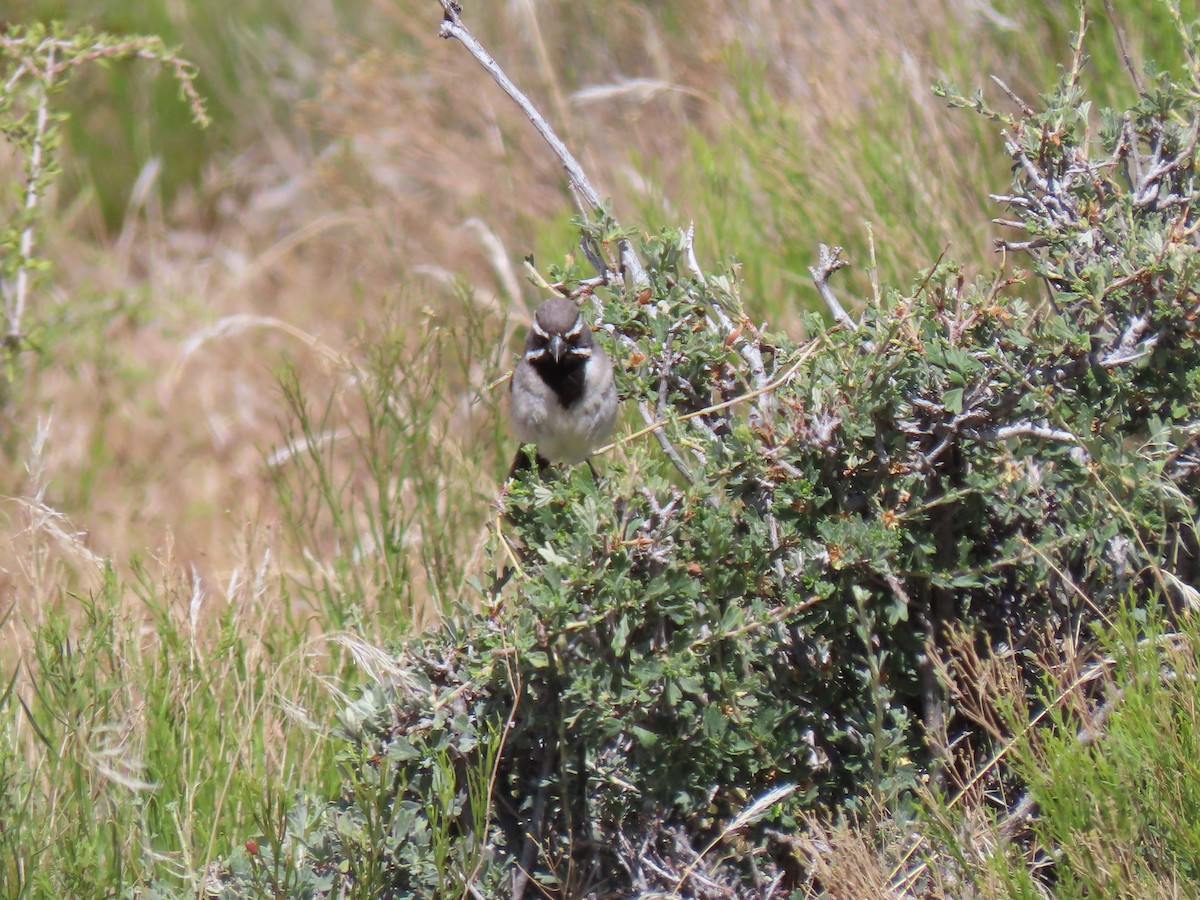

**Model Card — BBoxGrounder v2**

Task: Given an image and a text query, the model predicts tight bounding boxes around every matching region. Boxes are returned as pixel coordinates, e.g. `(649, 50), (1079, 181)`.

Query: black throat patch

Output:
(532, 355), (587, 408)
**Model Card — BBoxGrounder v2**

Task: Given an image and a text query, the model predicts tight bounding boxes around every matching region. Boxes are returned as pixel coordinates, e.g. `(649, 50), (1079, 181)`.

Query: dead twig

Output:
(435, 1), (647, 289)
(810, 243), (855, 331)
(1102, 0), (1144, 95)
(595, 340), (821, 457)
(989, 75), (1034, 118)
(5, 44), (54, 344)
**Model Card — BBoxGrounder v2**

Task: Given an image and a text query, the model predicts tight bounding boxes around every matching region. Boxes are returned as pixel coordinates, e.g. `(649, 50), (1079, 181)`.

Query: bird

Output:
(509, 297), (618, 474)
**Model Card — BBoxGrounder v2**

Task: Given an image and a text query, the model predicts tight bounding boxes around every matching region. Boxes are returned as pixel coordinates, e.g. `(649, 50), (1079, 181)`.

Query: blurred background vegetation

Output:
(0, 0), (1191, 894)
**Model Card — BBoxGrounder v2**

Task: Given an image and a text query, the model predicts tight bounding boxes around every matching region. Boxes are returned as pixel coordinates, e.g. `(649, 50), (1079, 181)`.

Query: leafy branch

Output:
(0, 23), (208, 352)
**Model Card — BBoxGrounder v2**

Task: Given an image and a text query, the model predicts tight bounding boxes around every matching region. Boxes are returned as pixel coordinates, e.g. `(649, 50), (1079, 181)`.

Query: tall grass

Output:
(892, 601), (1200, 900)
(0, 544), (345, 894)
(268, 291), (509, 630)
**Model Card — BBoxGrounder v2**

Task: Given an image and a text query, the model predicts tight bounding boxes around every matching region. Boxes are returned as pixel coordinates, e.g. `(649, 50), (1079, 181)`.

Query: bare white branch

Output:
(683, 220), (706, 287)
(810, 243), (855, 331)
(436, 2), (648, 288)
(7, 43), (55, 342)
(964, 422), (1082, 445)
(1099, 313), (1161, 368)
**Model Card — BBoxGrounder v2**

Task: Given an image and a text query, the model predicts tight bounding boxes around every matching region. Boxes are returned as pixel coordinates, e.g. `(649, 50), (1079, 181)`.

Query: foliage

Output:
(0, 563), (341, 898)
(1017, 609), (1200, 897)
(207, 4), (1200, 897)
(267, 295), (509, 629)
(0, 21), (206, 417)
(912, 601), (1200, 900)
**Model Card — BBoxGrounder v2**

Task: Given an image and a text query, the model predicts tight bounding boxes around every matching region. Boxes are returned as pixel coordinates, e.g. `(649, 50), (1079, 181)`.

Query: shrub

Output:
(209, 3), (1200, 897)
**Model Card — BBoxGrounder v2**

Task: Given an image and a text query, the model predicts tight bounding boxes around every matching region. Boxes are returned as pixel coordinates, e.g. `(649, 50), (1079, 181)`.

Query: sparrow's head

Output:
(525, 298), (593, 367)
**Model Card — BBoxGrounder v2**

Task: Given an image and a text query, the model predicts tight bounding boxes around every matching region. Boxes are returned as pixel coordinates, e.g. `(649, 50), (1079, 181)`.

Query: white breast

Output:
(510, 353), (618, 464)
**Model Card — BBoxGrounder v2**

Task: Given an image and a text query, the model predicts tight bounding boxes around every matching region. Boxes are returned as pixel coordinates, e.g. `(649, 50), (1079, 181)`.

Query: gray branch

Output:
(809, 243), (855, 331)
(989, 75), (1034, 117)
(1098, 313), (1161, 368)
(963, 421), (1085, 452)
(7, 44), (55, 342)
(683, 220), (772, 423)
(964, 422), (1068, 443)
(637, 400), (694, 482)
(436, 2), (648, 288)
(1134, 116), (1198, 208)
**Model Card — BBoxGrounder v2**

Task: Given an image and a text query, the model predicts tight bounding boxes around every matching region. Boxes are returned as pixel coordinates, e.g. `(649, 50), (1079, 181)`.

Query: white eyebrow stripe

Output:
(532, 321), (551, 339)
(564, 317), (584, 339)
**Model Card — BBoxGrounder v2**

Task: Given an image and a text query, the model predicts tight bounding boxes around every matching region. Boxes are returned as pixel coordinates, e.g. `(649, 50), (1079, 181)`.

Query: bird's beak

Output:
(548, 334), (566, 364)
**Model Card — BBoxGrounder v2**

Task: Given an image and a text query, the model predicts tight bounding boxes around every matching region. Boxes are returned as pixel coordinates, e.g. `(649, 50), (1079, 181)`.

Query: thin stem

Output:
(436, 2), (647, 287)
(1102, 0), (1144, 94)
(8, 44), (54, 342)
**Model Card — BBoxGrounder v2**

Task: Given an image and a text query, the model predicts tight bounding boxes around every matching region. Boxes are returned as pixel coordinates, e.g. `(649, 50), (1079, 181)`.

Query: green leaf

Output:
(612, 613), (630, 655)
(631, 725), (659, 748)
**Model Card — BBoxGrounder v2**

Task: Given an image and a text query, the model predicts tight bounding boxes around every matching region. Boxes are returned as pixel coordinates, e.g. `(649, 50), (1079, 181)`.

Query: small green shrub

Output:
(210, 2), (1200, 897)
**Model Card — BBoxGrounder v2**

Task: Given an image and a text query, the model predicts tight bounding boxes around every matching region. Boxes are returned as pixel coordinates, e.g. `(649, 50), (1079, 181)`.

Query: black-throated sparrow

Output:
(509, 297), (618, 472)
